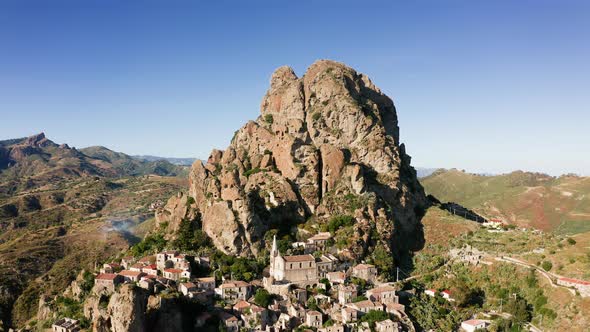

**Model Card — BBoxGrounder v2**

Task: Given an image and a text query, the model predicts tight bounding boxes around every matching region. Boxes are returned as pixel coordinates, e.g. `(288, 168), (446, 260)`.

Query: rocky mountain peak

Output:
(157, 60), (428, 263)
(23, 132), (53, 147)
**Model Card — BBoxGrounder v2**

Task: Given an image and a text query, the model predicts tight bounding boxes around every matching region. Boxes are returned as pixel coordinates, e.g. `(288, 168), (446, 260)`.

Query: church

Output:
(269, 236), (319, 285)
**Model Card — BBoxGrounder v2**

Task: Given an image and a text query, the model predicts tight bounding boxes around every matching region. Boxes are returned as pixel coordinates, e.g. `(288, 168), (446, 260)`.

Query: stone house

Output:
(352, 264), (378, 282)
(233, 300), (268, 329)
(138, 278), (154, 292)
(100, 263), (121, 274)
(163, 268), (188, 281)
(349, 300), (383, 315)
(367, 285), (398, 304)
(94, 273), (122, 293)
(218, 280), (251, 301)
(375, 319), (399, 332)
(318, 325), (345, 332)
(461, 319), (489, 332)
(307, 232), (332, 252)
(120, 256), (135, 270)
(293, 288), (307, 303)
(385, 303), (405, 315)
(287, 302), (306, 323)
(218, 312), (240, 332)
(138, 255), (155, 265)
(156, 250), (179, 270)
(52, 318), (80, 332)
(119, 270), (146, 283)
(341, 307), (358, 323)
(306, 310), (323, 328)
(156, 251), (191, 272)
(327, 271), (346, 285)
(338, 284), (358, 304)
(275, 313), (293, 330)
(196, 276), (216, 290)
(179, 282), (197, 296)
(316, 254), (338, 278)
(129, 263), (145, 272)
(141, 264), (158, 276)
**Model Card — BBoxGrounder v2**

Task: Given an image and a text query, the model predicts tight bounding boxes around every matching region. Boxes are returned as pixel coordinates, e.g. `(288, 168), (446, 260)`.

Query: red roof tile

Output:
(96, 273), (118, 280)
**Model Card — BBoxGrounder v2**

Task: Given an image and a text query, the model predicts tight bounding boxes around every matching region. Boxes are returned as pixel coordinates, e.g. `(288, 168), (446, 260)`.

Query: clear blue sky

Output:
(1, 1), (588, 176)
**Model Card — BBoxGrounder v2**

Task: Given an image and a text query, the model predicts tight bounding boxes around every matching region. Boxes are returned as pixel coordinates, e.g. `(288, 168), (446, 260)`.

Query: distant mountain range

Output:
(132, 155), (198, 166)
(0, 133), (187, 196)
(415, 167), (438, 178)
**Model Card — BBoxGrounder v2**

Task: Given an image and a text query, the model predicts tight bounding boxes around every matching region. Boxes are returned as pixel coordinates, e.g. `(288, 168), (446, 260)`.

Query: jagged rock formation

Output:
(159, 60), (428, 260)
(84, 285), (148, 332)
(83, 287), (190, 332)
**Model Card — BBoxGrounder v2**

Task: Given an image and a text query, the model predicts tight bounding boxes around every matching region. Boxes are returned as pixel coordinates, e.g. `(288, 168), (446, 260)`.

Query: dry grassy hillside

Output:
(421, 169), (590, 234)
(0, 175), (186, 327)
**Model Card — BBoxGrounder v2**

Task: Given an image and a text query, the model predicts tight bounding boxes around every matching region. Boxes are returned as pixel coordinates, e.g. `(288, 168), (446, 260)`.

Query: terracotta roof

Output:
(221, 280), (250, 288)
(352, 300), (381, 309)
(283, 254), (315, 262)
(441, 290), (452, 295)
(353, 264), (375, 270)
(96, 273), (118, 280)
(386, 303), (405, 311)
(559, 277), (590, 285)
(368, 285), (396, 294)
(164, 268), (184, 274)
(250, 304), (265, 313)
(462, 319), (486, 326)
(327, 271), (345, 278)
(119, 270), (144, 277)
(130, 263), (144, 269)
(376, 319), (395, 326)
(309, 232), (331, 241)
(307, 310), (322, 316)
(197, 277), (215, 282)
(142, 274), (158, 280)
(181, 282), (196, 288)
(233, 300), (250, 310)
(218, 312), (238, 321)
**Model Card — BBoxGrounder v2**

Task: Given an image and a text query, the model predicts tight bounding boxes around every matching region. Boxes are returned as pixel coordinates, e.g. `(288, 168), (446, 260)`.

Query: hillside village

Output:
(43, 213), (590, 332)
(51, 231), (414, 332)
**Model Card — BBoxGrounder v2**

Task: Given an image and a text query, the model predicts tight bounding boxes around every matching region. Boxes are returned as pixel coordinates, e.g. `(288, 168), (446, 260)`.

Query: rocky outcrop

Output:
(169, 60), (428, 260)
(85, 285), (149, 332)
(154, 192), (198, 240)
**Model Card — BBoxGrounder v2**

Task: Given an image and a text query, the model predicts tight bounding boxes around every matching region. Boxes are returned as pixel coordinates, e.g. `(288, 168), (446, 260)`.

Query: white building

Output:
(461, 319), (489, 332)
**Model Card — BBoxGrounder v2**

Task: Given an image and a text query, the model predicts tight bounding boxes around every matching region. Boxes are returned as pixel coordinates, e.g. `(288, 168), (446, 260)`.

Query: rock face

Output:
(84, 285), (148, 332)
(173, 60), (428, 259)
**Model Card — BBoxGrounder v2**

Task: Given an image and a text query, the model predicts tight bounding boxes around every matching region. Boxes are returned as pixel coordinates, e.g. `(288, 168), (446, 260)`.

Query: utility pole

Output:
(396, 267), (400, 282)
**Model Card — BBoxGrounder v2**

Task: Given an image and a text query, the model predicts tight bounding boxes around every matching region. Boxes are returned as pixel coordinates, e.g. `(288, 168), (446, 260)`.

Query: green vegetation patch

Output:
(555, 220), (590, 235)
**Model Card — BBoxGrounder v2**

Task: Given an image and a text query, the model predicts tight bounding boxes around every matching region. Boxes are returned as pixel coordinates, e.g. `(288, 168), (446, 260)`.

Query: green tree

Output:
(371, 243), (394, 278)
(254, 288), (273, 308)
(505, 297), (532, 324)
(359, 310), (391, 328)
